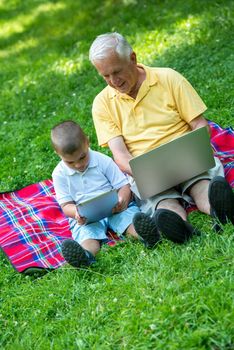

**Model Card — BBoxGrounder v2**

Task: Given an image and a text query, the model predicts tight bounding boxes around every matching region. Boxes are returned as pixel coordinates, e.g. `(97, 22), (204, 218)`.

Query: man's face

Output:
(59, 142), (90, 172)
(93, 51), (138, 95)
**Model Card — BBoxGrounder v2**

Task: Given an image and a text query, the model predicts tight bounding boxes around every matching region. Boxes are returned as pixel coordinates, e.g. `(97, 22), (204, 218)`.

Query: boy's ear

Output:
(54, 150), (61, 158)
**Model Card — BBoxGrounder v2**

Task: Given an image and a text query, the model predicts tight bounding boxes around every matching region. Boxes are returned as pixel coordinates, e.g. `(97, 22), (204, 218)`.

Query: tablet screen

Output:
(77, 189), (118, 224)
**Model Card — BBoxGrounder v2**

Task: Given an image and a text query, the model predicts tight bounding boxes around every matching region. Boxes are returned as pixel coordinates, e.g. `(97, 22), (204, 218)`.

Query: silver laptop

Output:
(129, 126), (215, 199)
(77, 189), (118, 224)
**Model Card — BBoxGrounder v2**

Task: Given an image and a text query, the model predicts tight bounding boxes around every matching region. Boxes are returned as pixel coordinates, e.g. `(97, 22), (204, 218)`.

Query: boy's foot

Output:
(61, 239), (95, 268)
(154, 209), (198, 244)
(208, 176), (234, 231)
(133, 212), (161, 248)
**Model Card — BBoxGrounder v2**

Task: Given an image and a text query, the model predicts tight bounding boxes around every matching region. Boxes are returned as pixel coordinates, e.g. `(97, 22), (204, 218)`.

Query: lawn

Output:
(0, 0), (234, 349)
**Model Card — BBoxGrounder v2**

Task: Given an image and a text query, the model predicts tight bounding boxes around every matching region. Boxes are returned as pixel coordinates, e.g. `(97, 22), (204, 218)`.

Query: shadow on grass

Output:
(0, 0), (219, 49)
(1, 0), (232, 64)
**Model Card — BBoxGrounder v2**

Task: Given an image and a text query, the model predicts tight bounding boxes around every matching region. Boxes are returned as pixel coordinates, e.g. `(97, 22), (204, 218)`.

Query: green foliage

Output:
(0, 0), (234, 349)
(1, 0), (234, 191)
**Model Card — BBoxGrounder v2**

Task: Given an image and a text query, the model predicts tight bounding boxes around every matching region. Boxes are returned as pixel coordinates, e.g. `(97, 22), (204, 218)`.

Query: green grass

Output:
(0, 0), (234, 349)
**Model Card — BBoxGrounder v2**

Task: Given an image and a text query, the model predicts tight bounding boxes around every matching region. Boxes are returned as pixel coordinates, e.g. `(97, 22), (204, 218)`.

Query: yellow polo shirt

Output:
(92, 65), (207, 157)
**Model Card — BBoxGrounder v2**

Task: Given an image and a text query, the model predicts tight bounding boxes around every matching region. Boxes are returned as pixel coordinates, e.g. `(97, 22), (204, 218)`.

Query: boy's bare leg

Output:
(61, 238), (100, 268)
(125, 223), (139, 239)
(81, 239), (101, 256)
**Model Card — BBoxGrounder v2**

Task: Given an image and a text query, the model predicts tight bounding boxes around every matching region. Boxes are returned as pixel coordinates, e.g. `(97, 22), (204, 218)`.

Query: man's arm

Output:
(189, 115), (210, 134)
(108, 136), (133, 175)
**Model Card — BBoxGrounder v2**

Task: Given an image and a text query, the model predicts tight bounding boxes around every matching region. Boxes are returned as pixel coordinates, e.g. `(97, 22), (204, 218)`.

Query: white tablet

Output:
(77, 189), (118, 224)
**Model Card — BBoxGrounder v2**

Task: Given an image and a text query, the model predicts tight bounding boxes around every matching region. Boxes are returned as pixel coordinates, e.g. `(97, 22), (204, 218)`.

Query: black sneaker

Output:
(61, 239), (94, 268)
(133, 212), (161, 248)
(154, 209), (198, 244)
(208, 176), (234, 231)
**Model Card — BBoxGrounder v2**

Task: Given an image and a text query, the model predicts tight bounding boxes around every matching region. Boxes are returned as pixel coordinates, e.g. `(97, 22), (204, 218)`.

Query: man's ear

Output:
(130, 52), (137, 64)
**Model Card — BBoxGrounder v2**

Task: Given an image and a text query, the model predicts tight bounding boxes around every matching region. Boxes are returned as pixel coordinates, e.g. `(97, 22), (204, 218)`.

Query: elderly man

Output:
(89, 32), (234, 244)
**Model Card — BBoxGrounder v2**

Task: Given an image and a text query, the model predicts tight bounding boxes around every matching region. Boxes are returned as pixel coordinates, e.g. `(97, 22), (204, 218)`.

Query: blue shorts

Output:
(69, 201), (140, 244)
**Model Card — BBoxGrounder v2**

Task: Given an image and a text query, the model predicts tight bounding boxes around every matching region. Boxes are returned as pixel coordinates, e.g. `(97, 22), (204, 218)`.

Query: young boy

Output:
(51, 120), (160, 268)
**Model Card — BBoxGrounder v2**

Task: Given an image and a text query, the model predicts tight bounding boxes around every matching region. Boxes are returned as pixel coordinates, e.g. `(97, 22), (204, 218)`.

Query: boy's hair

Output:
(89, 32), (133, 63)
(51, 120), (88, 155)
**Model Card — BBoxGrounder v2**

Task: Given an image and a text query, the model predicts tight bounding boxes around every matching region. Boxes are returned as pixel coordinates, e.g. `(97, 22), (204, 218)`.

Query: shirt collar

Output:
(108, 63), (158, 99)
(62, 149), (98, 176)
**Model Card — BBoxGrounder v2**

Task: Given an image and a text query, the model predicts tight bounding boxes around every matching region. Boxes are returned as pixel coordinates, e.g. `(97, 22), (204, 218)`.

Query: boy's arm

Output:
(112, 184), (132, 214)
(100, 153), (133, 213)
(61, 201), (86, 225)
(52, 169), (86, 225)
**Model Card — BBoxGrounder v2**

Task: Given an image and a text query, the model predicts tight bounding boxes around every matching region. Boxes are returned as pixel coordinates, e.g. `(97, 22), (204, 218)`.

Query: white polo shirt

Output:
(52, 149), (128, 205)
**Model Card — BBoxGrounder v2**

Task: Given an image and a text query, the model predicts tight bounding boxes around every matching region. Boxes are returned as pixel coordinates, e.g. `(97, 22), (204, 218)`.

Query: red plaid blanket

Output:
(209, 121), (234, 187)
(0, 121), (233, 273)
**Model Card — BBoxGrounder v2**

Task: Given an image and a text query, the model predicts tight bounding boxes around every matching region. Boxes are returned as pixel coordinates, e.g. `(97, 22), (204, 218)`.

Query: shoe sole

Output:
(133, 213), (160, 248)
(61, 239), (89, 268)
(208, 176), (234, 225)
(154, 209), (192, 244)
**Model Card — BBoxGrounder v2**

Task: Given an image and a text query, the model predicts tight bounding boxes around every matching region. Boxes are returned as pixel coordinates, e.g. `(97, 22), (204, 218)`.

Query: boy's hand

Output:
(112, 184), (132, 214)
(75, 211), (87, 225)
(61, 202), (87, 225)
(112, 197), (128, 213)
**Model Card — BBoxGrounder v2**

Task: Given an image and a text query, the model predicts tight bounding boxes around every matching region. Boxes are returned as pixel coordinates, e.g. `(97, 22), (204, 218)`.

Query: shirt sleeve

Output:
(170, 69), (207, 123)
(102, 156), (129, 189)
(92, 93), (121, 147)
(52, 170), (74, 205)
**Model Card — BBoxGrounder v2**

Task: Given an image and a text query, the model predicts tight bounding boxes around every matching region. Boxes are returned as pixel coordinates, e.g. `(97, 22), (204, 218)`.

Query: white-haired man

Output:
(89, 32), (234, 243)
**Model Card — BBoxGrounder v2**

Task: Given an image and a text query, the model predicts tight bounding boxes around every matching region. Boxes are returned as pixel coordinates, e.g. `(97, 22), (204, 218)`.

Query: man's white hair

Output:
(89, 32), (133, 63)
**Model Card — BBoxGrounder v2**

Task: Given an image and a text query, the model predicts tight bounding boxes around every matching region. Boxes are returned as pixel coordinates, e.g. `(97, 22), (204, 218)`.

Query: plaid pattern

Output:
(0, 121), (233, 273)
(209, 121), (234, 187)
(0, 180), (71, 273)
(0, 181), (120, 273)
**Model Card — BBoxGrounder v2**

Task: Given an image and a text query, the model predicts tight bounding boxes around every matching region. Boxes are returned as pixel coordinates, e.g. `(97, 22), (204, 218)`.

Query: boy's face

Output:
(59, 142), (90, 172)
